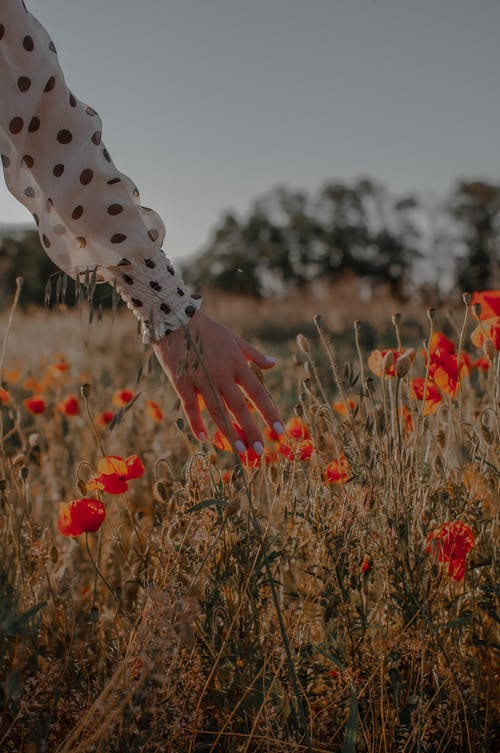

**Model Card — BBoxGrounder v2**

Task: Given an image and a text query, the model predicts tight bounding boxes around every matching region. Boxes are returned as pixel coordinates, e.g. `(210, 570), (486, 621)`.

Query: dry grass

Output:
(0, 288), (498, 753)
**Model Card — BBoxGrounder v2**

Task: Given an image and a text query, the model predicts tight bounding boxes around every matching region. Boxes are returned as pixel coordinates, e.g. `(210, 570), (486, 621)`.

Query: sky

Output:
(1, 0), (499, 264)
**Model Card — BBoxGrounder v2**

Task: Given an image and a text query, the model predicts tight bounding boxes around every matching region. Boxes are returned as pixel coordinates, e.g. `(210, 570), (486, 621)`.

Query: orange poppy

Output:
(96, 410), (114, 426)
(112, 389), (134, 408)
(145, 400), (163, 422)
(58, 497), (106, 536)
(285, 416), (310, 440)
(23, 375), (44, 393)
(471, 290), (500, 319)
(470, 317), (500, 351)
(47, 357), (70, 377)
(428, 332), (455, 355)
(430, 350), (471, 397)
(24, 395), (46, 414)
(410, 378), (442, 416)
(426, 521), (474, 581)
(367, 349), (402, 378)
(87, 454), (145, 494)
(332, 399), (356, 416)
(324, 455), (350, 484)
(58, 394), (80, 416)
(0, 387), (10, 405)
(4, 368), (20, 384)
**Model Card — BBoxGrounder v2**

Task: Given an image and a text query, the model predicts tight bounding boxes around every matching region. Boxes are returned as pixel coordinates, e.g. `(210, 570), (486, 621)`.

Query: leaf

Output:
(186, 499), (226, 513)
(342, 689), (358, 753)
(438, 615), (473, 631)
(1, 601), (46, 637)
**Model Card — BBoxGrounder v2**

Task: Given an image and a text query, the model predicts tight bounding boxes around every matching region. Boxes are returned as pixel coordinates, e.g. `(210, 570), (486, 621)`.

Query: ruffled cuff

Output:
(99, 248), (202, 344)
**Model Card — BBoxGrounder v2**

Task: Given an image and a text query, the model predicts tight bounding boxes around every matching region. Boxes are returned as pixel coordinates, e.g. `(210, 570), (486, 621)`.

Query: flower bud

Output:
(297, 334), (310, 355)
(392, 313), (402, 325)
(395, 352), (412, 378)
(462, 292), (471, 305)
(426, 307), (435, 321)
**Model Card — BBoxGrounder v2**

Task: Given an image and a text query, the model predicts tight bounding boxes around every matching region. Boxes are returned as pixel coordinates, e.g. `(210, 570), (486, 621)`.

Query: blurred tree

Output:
(450, 181), (500, 291)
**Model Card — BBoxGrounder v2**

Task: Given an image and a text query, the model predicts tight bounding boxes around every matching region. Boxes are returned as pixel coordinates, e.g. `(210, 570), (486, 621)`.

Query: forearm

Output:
(0, 0), (201, 341)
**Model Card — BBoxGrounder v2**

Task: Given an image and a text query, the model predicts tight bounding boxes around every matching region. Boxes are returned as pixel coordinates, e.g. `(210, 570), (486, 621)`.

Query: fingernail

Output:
(273, 422), (285, 435)
(253, 441), (264, 455)
(198, 432), (207, 442)
(265, 356), (279, 364)
(235, 440), (246, 454)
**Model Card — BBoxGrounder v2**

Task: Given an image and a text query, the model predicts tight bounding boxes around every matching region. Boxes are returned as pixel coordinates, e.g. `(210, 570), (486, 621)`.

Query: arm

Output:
(0, 1), (283, 451)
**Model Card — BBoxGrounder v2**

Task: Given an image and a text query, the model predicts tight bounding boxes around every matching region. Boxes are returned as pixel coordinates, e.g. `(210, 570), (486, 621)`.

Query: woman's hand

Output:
(151, 311), (285, 455)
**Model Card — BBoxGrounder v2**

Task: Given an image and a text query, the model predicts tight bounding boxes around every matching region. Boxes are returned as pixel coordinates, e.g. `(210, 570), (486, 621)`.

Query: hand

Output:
(151, 311), (285, 455)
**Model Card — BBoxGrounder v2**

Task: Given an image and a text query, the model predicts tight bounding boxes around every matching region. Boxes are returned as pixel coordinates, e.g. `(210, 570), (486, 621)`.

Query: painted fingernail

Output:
(265, 356), (279, 364)
(253, 441), (264, 455)
(198, 432), (207, 442)
(235, 440), (246, 454)
(273, 422), (285, 435)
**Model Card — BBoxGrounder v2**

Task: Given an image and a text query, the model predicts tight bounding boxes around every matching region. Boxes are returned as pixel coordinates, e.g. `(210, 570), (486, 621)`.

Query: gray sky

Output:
(1, 0), (499, 262)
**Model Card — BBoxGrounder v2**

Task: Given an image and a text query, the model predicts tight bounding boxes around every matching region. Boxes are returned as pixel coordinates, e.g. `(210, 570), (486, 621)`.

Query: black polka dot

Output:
(144, 258), (156, 268)
(102, 148), (111, 163)
(111, 233), (126, 244)
(21, 154), (34, 168)
(148, 229), (159, 241)
(53, 163), (64, 177)
(107, 177), (121, 185)
(91, 130), (102, 145)
(48, 41), (57, 53)
(107, 203), (123, 215)
(23, 35), (34, 51)
(192, 294), (202, 300)
(167, 265), (175, 275)
(177, 287), (185, 296)
(24, 186), (35, 198)
(46, 198), (54, 212)
(149, 281), (162, 291)
(185, 305), (196, 318)
(72, 205), (83, 220)
(28, 116), (40, 132)
(117, 258), (131, 266)
(122, 274), (134, 284)
(9, 117), (24, 135)
(44, 76), (56, 92)
(69, 92), (77, 107)
(57, 129), (72, 144)
(76, 237), (87, 248)
(0, 25), (4, 40)
(1, 155), (10, 169)
(42, 234), (51, 248)
(160, 303), (171, 314)
(17, 76), (31, 92)
(131, 298), (143, 307)
(33, 213), (39, 226)
(80, 168), (93, 185)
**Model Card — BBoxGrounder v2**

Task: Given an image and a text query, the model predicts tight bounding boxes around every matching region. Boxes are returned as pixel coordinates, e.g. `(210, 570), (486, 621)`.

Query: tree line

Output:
(0, 178), (498, 310)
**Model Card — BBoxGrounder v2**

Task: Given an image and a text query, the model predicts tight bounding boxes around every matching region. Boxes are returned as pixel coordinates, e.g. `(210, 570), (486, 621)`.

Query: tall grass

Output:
(0, 290), (498, 753)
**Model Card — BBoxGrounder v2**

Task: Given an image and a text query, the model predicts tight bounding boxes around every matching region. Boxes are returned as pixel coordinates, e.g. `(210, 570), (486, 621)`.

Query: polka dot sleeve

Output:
(0, 0), (201, 343)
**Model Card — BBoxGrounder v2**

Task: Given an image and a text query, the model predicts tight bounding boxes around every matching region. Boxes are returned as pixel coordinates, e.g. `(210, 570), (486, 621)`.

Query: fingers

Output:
(176, 382), (208, 442)
(236, 336), (278, 370)
(220, 383), (264, 453)
(236, 365), (284, 436)
(200, 385), (248, 455)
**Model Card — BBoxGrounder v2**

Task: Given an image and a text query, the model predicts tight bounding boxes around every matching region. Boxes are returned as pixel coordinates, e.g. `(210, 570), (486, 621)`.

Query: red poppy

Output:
(58, 394), (80, 416)
(47, 357), (70, 377)
(429, 350), (471, 398)
(24, 395), (45, 414)
(0, 387), (10, 405)
(428, 332), (456, 355)
(361, 558), (370, 574)
(213, 423), (245, 452)
(474, 356), (490, 372)
(471, 290), (500, 319)
(324, 456), (350, 484)
(470, 317), (500, 352)
(265, 424), (284, 442)
(112, 389), (134, 408)
(96, 410), (114, 426)
(426, 521), (475, 581)
(87, 454), (145, 494)
(58, 497), (106, 536)
(285, 416), (310, 439)
(145, 400), (163, 422)
(410, 378), (442, 416)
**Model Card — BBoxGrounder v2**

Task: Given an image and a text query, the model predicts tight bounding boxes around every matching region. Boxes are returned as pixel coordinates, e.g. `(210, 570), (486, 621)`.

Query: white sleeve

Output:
(0, 0), (201, 342)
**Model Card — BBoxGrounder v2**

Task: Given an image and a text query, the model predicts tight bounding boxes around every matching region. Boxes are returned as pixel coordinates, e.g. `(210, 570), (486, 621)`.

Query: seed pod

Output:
(483, 338), (495, 360)
(392, 313), (402, 325)
(395, 353), (411, 378)
(436, 430), (446, 449)
(80, 383), (92, 398)
(382, 350), (394, 374)
(19, 465), (29, 480)
(50, 545), (59, 563)
(0, 479), (6, 491)
(480, 424), (494, 446)
(426, 307), (435, 321)
(462, 292), (471, 305)
(152, 479), (170, 503)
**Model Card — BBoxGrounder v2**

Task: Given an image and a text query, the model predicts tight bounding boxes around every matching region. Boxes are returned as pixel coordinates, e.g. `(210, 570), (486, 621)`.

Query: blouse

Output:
(0, 0), (202, 343)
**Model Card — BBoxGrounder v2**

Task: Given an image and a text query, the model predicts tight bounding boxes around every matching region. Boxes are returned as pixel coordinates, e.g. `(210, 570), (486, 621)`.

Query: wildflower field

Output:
(0, 286), (498, 753)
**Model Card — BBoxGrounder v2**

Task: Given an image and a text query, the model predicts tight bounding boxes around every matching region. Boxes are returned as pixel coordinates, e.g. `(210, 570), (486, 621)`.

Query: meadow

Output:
(0, 282), (498, 753)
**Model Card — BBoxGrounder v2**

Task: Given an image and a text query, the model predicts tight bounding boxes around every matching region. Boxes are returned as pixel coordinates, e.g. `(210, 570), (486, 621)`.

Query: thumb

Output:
(236, 336), (279, 370)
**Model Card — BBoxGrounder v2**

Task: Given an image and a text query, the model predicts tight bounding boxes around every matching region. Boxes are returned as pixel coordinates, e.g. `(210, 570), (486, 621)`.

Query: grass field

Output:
(0, 285), (498, 752)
